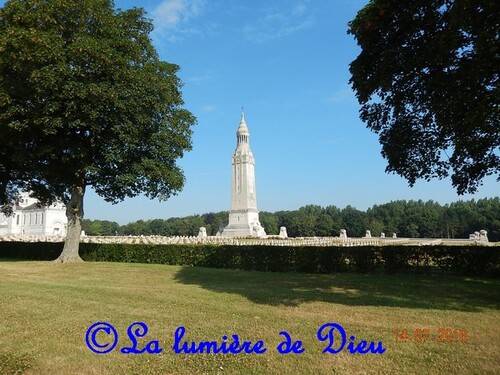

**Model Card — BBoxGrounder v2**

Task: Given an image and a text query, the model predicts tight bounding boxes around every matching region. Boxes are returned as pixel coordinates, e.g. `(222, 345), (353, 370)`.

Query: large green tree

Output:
(0, 0), (196, 262)
(348, 0), (499, 194)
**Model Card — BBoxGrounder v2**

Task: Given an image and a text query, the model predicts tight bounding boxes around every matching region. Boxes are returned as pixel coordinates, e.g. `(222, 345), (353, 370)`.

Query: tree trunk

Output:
(54, 184), (85, 263)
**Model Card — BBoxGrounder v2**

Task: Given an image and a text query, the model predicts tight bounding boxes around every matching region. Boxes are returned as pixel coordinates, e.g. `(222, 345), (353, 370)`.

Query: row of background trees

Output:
(82, 198), (500, 242)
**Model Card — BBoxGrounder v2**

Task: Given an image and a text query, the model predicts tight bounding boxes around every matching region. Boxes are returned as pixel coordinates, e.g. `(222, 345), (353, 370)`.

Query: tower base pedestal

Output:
(221, 210), (267, 238)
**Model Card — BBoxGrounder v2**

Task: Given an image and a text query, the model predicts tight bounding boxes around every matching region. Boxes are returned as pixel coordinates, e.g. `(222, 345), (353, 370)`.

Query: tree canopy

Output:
(348, 0), (499, 194)
(0, 0), (196, 261)
(83, 198), (500, 242)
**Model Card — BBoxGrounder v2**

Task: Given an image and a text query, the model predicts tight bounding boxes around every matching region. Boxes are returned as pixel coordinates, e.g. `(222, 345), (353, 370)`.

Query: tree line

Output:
(82, 198), (500, 242)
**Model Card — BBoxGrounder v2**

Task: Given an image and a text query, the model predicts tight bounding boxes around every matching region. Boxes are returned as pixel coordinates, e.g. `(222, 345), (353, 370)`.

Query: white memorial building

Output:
(0, 192), (67, 237)
(222, 112), (266, 238)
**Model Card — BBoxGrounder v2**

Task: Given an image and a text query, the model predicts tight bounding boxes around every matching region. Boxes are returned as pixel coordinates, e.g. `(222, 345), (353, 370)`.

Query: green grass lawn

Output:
(0, 261), (498, 374)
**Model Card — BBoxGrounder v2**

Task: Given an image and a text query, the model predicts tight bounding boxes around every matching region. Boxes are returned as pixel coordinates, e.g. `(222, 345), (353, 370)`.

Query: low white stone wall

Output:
(0, 235), (65, 243)
(78, 235), (391, 247)
(1, 234), (495, 246)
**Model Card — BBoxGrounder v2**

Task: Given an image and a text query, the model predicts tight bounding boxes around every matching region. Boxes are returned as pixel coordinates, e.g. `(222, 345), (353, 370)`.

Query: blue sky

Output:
(3, 0), (499, 223)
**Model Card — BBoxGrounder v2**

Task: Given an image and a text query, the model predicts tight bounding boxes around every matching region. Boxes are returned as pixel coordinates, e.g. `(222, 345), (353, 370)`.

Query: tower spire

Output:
(237, 108), (249, 144)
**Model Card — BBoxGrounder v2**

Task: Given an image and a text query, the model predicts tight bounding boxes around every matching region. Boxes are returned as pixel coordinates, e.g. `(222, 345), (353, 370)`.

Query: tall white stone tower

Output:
(222, 112), (266, 238)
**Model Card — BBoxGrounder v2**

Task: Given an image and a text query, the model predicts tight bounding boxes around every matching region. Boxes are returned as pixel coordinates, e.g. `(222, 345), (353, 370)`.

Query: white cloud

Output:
(327, 85), (357, 104)
(321, 137), (346, 145)
(292, 3), (306, 16)
(244, 1), (314, 42)
(188, 74), (212, 85)
(152, 0), (205, 42)
(201, 104), (217, 112)
(154, 0), (185, 28)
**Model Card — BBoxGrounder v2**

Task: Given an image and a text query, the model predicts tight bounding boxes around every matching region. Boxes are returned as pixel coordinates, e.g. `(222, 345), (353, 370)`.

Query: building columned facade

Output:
(0, 192), (67, 237)
(222, 112), (266, 238)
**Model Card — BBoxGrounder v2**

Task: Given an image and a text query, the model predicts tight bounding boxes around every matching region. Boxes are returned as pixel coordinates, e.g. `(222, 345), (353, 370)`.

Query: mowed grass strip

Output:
(0, 261), (498, 375)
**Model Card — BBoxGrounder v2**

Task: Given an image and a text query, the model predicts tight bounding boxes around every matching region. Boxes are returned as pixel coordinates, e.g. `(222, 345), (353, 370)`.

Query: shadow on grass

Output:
(174, 267), (500, 312)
